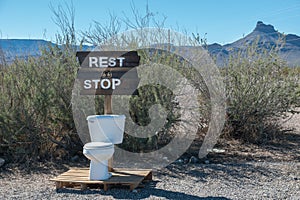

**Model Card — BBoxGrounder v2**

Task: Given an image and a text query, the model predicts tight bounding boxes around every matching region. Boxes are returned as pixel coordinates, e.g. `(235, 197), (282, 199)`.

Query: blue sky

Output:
(0, 0), (300, 44)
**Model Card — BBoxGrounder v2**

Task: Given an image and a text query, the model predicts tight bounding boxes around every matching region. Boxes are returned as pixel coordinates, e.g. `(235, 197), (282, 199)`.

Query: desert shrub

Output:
(119, 84), (179, 152)
(0, 3), (86, 163)
(112, 48), (209, 153)
(0, 44), (81, 162)
(223, 43), (299, 143)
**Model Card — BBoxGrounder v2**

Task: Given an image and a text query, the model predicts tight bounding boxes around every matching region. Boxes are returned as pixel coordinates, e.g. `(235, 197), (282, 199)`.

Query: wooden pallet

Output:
(51, 168), (152, 191)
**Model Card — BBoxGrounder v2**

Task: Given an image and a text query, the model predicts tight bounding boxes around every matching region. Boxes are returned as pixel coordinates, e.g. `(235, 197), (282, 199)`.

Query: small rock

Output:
(132, 189), (138, 193)
(204, 160), (210, 164)
(0, 158), (5, 167)
(207, 148), (225, 153)
(212, 148), (225, 153)
(189, 156), (199, 164)
(263, 193), (269, 197)
(71, 155), (79, 162)
(175, 159), (183, 164)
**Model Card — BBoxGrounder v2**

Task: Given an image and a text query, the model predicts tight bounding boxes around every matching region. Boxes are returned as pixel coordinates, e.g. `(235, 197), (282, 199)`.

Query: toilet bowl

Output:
(83, 115), (126, 180)
(83, 142), (114, 180)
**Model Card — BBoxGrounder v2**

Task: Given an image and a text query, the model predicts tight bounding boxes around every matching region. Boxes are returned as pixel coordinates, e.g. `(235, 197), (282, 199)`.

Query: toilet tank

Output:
(87, 115), (126, 144)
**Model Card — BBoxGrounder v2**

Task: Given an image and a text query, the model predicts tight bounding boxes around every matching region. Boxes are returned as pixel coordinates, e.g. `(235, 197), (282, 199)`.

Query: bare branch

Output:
(49, 1), (76, 47)
(81, 12), (121, 45)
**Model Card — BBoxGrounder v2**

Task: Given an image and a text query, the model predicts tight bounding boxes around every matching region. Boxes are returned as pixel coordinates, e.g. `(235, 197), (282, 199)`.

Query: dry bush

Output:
(0, 44), (81, 162)
(223, 43), (299, 143)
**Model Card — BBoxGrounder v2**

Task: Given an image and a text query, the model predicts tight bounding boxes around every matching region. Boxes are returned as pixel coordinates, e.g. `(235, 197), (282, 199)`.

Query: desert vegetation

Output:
(223, 42), (300, 143)
(0, 4), (299, 164)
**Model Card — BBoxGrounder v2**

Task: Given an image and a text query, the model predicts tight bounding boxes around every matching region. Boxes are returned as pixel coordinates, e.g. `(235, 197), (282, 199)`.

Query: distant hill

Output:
(207, 21), (300, 66)
(0, 39), (91, 63)
(0, 39), (52, 63)
(1, 21), (300, 66)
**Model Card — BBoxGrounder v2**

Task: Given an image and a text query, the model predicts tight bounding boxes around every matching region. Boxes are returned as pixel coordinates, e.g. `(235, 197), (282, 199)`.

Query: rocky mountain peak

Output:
(254, 21), (277, 33)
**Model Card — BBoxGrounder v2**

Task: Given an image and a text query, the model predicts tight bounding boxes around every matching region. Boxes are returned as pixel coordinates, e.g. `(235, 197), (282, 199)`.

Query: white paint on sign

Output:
(84, 78), (121, 90)
(89, 57), (125, 67)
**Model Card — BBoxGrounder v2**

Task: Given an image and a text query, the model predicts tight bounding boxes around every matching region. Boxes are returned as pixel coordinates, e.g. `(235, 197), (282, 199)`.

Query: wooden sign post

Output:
(76, 51), (140, 172)
(104, 94), (113, 171)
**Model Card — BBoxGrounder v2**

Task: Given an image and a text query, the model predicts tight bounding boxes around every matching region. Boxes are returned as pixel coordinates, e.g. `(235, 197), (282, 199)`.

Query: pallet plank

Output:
(51, 168), (152, 191)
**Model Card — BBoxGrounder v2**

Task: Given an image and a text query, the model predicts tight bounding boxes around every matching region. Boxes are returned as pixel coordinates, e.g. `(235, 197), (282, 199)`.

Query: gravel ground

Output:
(0, 110), (299, 199)
(0, 161), (299, 200)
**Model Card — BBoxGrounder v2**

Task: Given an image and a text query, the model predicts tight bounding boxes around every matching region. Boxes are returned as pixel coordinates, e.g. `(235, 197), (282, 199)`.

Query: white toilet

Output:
(83, 115), (126, 180)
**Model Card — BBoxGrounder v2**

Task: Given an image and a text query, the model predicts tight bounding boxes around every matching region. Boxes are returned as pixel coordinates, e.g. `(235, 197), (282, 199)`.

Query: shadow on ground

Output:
(56, 181), (230, 200)
(157, 162), (288, 183)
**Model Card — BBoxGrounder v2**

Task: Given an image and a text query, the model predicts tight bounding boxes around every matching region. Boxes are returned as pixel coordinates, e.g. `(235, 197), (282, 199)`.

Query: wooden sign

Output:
(76, 51), (140, 95)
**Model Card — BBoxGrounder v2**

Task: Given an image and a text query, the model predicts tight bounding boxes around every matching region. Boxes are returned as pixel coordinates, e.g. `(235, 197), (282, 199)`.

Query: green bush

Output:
(0, 44), (81, 162)
(223, 43), (299, 143)
(113, 49), (208, 153)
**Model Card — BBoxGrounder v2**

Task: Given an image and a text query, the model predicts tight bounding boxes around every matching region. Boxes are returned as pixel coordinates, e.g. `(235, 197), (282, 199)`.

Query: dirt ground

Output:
(212, 108), (300, 162)
(0, 109), (299, 199)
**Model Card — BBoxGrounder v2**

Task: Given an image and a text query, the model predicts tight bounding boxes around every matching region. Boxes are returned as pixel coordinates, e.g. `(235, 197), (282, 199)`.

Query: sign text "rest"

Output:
(89, 57), (125, 68)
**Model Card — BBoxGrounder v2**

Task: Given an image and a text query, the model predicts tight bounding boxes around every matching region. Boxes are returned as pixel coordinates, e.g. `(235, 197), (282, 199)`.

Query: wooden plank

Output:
(104, 94), (113, 172)
(80, 183), (87, 190)
(52, 169), (152, 178)
(76, 51), (140, 68)
(79, 87), (139, 95)
(76, 51), (140, 96)
(104, 95), (112, 114)
(51, 168), (152, 191)
(144, 171), (153, 181)
(51, 168), (152, 176)
(76, 51), (140, 62)
(130, 182), (140, 191)
(103, 184), (109, 191)
(77, 68), (139, 79)
(78, 76), (140, 95)
(55, 182), (63, 189)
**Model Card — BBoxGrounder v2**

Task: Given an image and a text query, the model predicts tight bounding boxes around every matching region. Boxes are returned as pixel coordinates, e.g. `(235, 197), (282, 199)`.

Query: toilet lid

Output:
(83, 142), (113, 149)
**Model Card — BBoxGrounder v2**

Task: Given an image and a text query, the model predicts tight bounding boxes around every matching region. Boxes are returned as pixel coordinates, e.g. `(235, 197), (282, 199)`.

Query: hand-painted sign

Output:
(76, 51), (140, 95)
